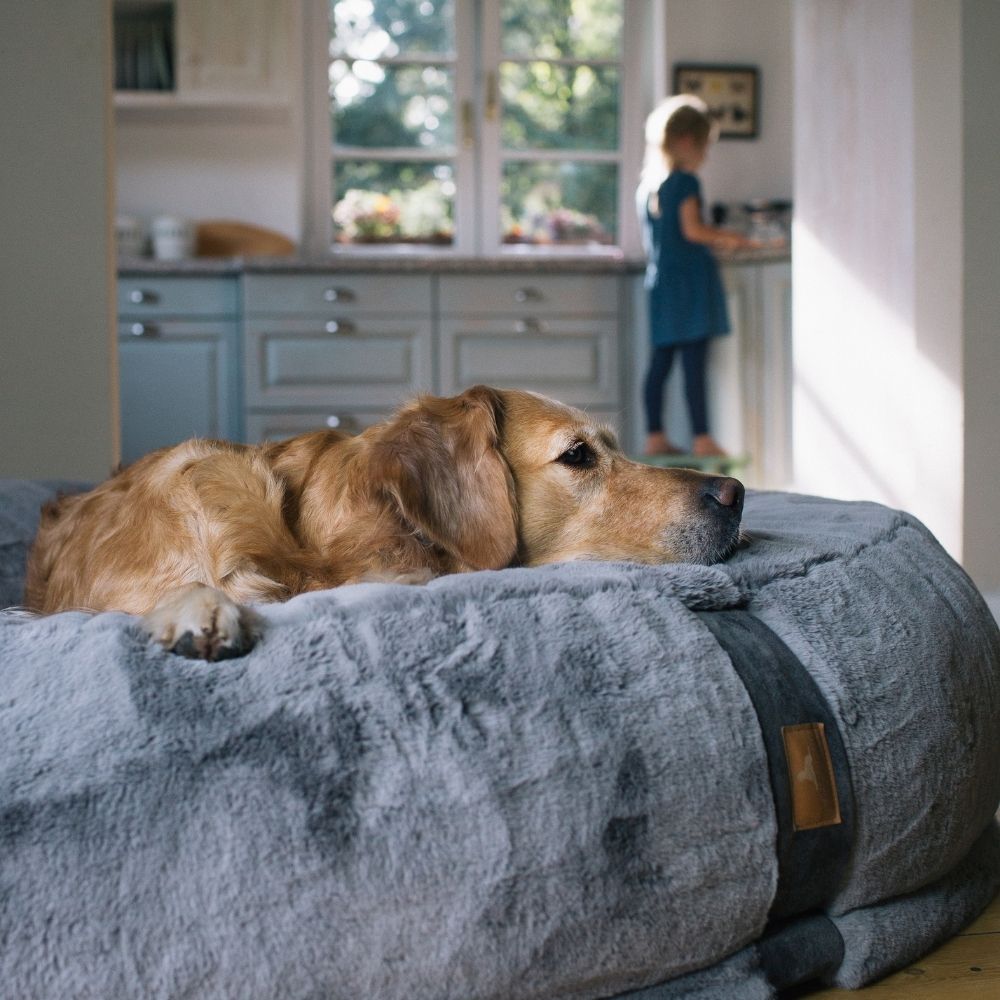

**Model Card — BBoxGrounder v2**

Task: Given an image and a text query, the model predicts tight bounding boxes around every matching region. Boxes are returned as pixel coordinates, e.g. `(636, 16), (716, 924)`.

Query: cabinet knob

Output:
(514, 287), (542, 303)
(323, 287), (356, 303)
(128, 288), (160, 305)
(128, 322), (160, 337)
(325, 320), (356, 335)
(325, 415), (341, 428)
(515, 318), (542, 334)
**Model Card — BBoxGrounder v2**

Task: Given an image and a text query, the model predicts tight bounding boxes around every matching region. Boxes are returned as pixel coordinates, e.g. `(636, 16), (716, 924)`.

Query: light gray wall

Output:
(793, 0), (1000, 612)
(962, 0), (1000, 611)
(0, 4), (117, 479)
(662, 0), (794, 206)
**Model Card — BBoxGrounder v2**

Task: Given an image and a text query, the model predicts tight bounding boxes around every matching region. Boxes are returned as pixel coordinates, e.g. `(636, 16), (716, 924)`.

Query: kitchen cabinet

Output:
(118, 259), (789, 471)
(175, 0), (291, 103)
(113, 0), (292, 114)
(242, 274), (434, 438)
(117, 275), (240, 465)
(438, 274), (624, 433)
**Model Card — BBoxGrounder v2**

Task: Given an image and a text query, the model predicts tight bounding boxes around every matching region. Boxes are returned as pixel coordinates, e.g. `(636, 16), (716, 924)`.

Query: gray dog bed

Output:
(1, 478), (999, 999)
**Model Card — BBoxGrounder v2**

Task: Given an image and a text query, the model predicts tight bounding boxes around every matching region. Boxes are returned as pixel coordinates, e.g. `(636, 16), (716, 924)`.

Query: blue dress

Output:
(642, 171), (730, 346)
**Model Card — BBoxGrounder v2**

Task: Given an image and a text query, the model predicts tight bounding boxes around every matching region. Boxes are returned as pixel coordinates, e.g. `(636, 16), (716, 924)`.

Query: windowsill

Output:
(326, 242), (626, 260)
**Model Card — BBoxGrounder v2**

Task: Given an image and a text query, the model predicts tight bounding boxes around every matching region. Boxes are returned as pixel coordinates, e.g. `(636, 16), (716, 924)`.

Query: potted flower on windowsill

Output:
(332, 186), (454, 246)
(502, 208), (612, 247)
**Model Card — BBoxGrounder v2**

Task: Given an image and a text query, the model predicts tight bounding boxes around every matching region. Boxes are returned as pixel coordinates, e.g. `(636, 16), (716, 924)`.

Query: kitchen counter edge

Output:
(118, 246), (790, 277)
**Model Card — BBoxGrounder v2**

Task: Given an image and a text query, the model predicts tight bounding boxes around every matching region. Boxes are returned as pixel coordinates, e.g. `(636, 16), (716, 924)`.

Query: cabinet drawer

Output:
(439, 274), (618, 317)
(245, 317), (433, 409)
(245, 409), (390, 444)
(118, 320), (238, 464)
(439, 317), (619, 407)
(118, 276), (238, 317)
(244, 274), (432, 316)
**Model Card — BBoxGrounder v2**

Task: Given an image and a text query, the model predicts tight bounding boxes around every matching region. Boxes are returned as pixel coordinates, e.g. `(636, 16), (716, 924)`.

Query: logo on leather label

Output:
(781, 723), (842, 831)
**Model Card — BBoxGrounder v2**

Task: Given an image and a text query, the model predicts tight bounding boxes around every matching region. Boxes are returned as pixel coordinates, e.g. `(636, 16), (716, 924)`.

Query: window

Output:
(324, 0), (644, 254)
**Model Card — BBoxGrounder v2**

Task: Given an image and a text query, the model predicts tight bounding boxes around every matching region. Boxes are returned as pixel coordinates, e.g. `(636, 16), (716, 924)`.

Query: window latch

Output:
(462, 100), (475, 148)
(485, 72), (499, 122)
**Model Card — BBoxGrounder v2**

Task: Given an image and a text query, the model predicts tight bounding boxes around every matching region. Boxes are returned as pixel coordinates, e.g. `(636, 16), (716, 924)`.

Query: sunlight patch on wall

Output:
(792, 221), (962, 557)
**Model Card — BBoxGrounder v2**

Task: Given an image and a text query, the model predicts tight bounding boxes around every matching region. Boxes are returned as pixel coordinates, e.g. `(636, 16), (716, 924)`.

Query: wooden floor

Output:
(797, 889), (999, 998)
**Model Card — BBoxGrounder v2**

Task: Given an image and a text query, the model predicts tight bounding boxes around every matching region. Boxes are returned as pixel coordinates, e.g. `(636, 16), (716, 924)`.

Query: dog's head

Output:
(364, 385), (743, 572)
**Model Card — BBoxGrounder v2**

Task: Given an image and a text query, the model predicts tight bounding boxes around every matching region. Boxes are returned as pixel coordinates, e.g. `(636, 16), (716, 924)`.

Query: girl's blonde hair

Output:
(639, 94), (716, 193)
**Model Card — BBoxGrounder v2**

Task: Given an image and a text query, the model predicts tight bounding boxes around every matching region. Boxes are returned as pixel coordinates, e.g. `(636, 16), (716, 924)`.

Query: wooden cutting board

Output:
(195, 220), (296, 258)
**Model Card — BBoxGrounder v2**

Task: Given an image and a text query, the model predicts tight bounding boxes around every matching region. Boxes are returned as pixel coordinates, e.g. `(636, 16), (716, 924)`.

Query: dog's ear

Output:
(368, 385), (518, 570)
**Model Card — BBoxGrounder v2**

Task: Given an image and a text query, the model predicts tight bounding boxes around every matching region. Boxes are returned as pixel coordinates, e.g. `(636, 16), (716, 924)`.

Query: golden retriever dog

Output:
(25, 386), (744, 660)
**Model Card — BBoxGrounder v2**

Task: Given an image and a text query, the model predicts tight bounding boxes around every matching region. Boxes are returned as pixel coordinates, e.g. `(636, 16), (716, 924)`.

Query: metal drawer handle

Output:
(514, 287), (542, 304)
(515, 318), (542, 334)
(323, 287), (356, 303)
(325, 320), (357, 335)
(128, 322), (160, 337)
(128, 288), (160, 305)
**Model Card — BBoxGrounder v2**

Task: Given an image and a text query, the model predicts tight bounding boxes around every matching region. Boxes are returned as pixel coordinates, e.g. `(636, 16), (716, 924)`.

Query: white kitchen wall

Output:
(116, 113), (302, 242)
(793, 0), (1000, 618)
(661, 0), (793, 207)
(115, 0), (304, 244)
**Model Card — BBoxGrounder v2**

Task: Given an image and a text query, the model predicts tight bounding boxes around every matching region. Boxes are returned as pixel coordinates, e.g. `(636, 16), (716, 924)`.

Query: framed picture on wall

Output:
(672, 64), (759, 139)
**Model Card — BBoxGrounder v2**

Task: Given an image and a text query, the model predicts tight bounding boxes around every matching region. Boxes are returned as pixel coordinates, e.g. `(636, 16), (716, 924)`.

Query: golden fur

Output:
(25, 386), (743, 658)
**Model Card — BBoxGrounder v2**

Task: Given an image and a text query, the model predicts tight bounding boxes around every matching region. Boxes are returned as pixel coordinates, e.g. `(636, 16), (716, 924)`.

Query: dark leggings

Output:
(643, 341), (710, 436)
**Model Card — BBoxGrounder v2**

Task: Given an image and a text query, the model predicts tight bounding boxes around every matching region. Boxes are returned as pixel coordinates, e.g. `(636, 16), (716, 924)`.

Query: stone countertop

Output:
(118, 244), (790, 277)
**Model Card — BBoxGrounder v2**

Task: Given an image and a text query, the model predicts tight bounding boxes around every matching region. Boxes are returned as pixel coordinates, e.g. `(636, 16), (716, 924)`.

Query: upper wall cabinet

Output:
(113, 0), (292, 114)
(175, 0), (291, 102)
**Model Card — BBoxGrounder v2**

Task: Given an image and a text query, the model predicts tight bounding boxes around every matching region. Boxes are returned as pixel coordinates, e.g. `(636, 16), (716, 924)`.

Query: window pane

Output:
(330, 0), (455, 59)
(333, 161), (455, 244)
(500, 62), (618, 151)
(501, 0), (622, 60)
(332, 62), (455, 148)
(501, 161), (616, 246)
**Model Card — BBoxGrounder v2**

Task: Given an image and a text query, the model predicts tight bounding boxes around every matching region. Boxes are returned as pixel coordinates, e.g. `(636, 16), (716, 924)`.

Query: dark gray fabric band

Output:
(695, 609), (856, 920)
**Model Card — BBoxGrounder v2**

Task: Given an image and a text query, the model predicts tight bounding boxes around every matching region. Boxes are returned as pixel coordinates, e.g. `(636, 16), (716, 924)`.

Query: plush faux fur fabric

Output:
(0, 481), (998, 999)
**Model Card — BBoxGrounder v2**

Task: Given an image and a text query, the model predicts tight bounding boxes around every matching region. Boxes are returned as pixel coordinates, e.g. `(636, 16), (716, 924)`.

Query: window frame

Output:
(303, 0), (653, 257)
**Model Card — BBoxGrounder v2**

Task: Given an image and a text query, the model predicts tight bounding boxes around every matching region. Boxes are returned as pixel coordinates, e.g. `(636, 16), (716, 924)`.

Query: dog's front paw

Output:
(143, 583), (260, 661)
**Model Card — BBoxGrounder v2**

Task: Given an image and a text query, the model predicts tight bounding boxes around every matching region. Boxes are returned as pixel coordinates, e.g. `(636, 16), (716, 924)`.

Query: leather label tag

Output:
(781, 723), (842, 831)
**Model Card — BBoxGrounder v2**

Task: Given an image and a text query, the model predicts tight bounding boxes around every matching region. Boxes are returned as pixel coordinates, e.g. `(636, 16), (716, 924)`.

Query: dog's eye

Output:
(557, 442), (596, 468)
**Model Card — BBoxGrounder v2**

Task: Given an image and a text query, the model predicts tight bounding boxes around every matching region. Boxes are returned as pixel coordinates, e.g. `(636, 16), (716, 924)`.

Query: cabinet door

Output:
(119, 321), (237, 465)
(758, 262), (793, 489)
(175, 0), (290, 100)
(711, 268), (756, 465)
(244, 317), (433, 409)
(439, 316), (619, 407)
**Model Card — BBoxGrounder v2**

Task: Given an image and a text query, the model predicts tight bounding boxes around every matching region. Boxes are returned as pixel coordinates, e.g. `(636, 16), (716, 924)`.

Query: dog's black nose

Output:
(701, 476), (745, 516)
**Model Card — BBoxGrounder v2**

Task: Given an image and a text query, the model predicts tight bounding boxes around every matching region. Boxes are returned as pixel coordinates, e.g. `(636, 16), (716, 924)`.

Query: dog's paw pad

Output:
(144, 585), (260, 662)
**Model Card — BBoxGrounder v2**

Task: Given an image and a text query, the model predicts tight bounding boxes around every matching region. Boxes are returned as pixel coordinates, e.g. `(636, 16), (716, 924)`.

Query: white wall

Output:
(662, 0), (793, 207)
(115, 0), (305, 244)
(0, 3), (117, 479)
(116, 112), (302, 242)
(793, 0), (1000, 615)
